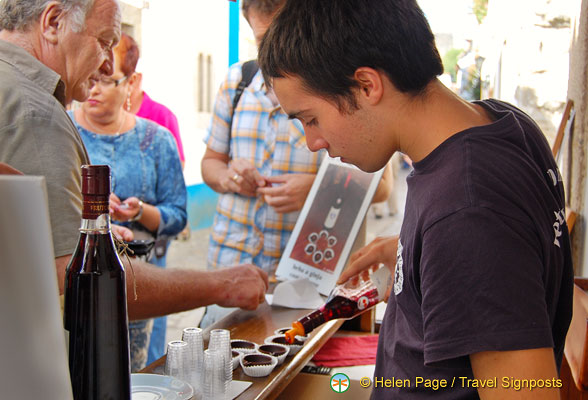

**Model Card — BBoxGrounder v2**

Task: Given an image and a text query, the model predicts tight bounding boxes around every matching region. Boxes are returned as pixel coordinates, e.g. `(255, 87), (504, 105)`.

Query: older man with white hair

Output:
(0, 0), (269, 370)
(0, 0), (121, 269)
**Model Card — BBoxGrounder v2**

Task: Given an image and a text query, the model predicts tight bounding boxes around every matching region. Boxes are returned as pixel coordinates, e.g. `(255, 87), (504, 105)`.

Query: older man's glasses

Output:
(96, 75), (128, 88)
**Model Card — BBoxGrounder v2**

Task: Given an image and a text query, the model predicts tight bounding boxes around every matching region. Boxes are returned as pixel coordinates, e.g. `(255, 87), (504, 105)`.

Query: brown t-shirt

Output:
(0, 40), (89, 257)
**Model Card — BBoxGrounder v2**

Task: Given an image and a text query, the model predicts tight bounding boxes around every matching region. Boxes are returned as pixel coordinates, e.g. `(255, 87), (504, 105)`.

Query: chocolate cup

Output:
(242, 354), (273, 367)
(272, 336), (304, 346)
(231, 340), (256, 349)
(258, 344), (287, 357)
(232, 350), (241, 358)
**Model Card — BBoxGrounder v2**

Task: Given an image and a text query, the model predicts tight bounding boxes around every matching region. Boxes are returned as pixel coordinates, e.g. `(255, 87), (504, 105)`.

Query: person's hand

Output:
(257, 173), (315, 213)
(338, 234), (398, 283)
(109, 193), (122, 215)
(110, 194), (143, 222)
(111, 224), (134, 241)
(222, 159), (266, 197)
(0, 162), (23, 175)
(213, 264), (269, 310)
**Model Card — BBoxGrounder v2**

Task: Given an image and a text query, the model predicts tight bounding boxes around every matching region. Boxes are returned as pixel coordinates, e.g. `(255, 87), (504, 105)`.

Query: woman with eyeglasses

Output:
(68, 33), (187, 372)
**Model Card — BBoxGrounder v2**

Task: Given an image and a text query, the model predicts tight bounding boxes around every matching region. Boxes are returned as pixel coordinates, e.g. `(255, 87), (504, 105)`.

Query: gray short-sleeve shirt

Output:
(0, 40), (89, 258)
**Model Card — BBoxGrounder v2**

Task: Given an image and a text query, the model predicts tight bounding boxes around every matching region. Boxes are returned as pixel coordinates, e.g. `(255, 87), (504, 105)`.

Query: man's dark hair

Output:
(258, 0), (443, 111)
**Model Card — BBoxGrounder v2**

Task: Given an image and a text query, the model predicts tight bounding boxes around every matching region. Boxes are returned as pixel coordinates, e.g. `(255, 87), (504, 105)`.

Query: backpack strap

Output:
(228, 60), (259, 142)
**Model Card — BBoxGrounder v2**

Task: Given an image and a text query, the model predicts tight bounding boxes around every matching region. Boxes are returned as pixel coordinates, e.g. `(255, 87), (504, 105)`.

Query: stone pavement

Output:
(164, 165), (410, 343)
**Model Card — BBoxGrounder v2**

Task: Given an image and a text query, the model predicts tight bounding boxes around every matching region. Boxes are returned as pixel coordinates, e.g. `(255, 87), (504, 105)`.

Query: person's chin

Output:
(343, 157), (382, 173)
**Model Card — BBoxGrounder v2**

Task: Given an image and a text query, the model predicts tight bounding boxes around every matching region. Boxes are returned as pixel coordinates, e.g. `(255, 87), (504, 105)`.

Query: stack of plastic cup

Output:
(203, 349), (229, 400)
(164, 340), (190, 383)
(182, 327), (204, 394)
(208, 329), (232, 397)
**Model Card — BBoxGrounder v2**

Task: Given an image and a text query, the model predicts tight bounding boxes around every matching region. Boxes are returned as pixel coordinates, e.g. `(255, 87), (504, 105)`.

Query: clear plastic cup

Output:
(164, 340), (190, 383)
(202, 349), (229, 400)
(182, 327), (204, 392)
(209, 329), (232, 385)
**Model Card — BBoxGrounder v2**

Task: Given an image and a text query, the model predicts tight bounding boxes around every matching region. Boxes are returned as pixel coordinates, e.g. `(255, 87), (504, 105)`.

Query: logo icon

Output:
(357, 296), (369, 310)
(330, 373), (350, 393)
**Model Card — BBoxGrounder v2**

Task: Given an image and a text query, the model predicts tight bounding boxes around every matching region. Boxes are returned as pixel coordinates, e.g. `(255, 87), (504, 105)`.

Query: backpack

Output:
(228, 60), (259, 141)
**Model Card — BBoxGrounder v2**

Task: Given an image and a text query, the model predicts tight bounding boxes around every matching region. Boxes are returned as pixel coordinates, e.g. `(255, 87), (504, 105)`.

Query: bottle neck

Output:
(80, 190), (111, 234)
(79, 214), (111, 234)
(298, 308), (327, 334)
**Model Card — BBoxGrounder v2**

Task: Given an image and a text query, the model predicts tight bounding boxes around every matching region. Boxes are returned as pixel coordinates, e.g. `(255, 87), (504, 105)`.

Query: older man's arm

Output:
(0, 162), (23, 175)
(124, 261), (268, 320)
(56, 256), (268, 320)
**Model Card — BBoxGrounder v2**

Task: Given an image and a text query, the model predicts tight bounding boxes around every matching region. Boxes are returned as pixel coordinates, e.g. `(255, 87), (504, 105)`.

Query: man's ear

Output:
(39, 2), (65, 45)
(354, 67), (384, 105)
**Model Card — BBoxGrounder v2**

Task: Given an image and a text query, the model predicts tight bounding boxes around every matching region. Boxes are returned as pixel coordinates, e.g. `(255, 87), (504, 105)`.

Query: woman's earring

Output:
(126, 92), (132, 112)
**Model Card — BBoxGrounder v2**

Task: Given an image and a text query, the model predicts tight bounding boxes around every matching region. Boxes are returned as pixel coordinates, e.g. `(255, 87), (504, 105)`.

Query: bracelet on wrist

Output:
(128, 200), (144, 222)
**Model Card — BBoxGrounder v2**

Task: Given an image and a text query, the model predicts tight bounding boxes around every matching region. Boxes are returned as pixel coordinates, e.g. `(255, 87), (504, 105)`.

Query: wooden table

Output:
(140, 302), (344, 399)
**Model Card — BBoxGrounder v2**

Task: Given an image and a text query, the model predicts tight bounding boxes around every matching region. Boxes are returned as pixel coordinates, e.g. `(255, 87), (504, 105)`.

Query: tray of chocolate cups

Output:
(264, 333), (308, 356)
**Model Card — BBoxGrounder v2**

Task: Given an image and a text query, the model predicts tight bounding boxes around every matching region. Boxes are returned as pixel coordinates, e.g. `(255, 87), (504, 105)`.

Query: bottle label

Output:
(82, 195), (109, 220)
(357, 296), (370, 310)
(324, 206), (340, 229)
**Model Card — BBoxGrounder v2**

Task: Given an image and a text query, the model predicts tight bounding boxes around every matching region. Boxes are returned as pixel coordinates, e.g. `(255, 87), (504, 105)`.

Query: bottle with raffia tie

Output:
(63, 164), (131, 400)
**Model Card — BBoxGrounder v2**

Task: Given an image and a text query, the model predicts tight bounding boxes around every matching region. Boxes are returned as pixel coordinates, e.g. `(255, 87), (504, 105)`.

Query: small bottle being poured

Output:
(284, 265), (391, 344)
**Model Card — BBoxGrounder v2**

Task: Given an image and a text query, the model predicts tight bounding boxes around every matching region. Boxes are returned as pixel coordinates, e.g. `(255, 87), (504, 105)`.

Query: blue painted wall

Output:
(186, 183), (218, 230)
(228, 0), (240, 66)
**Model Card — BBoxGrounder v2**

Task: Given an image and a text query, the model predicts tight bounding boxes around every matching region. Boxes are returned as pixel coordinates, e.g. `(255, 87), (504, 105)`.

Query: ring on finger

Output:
(231, 173), (240, 183)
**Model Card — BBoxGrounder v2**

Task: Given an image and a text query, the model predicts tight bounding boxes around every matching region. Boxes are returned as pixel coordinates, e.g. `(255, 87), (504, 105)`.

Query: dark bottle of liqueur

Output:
(64, 165), (131, 400)
(285, 266), (391, 343)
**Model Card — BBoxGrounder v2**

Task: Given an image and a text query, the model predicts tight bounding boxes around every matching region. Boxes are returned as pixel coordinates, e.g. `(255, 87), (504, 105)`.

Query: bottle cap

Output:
(81, 165), (111, 196)
(284, 322), (305, 344)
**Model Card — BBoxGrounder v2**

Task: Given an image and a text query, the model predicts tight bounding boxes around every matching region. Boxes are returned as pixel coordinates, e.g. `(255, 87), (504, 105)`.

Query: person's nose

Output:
(89, 81), (101, 95)
(304, 127), (329, 153)
(99, 48), (115, 76)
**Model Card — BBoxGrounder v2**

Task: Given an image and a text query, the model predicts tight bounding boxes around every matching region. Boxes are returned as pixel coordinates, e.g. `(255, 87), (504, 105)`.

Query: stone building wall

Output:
(567, 0), (588, 275)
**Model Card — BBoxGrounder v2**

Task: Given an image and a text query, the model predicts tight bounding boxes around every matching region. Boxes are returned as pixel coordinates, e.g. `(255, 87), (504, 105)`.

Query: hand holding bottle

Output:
(337, 235), (399, 300)
(285, 265), (391, 343)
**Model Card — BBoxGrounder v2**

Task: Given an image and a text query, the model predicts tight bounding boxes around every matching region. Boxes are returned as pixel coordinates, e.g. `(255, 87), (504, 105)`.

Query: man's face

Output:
(60, 0), (121, 103)
(272, 75), (393, 172)
(246, 7), (278, 47)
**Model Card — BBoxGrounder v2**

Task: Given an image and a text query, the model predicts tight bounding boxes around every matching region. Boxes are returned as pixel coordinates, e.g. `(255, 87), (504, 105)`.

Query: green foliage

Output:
(442, 48), (463, 83)
(473, 0), (488, 24)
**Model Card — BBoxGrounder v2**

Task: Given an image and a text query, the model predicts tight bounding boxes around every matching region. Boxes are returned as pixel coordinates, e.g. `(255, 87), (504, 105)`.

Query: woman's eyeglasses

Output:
(96, 75), (129, 88)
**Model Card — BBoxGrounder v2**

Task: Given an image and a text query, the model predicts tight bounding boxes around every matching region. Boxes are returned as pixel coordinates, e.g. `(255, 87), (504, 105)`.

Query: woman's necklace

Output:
(83, 110), (127, 135)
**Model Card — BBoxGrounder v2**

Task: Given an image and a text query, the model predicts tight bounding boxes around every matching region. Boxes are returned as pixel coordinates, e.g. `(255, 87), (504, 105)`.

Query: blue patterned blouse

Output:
(69, 112), (187, 238)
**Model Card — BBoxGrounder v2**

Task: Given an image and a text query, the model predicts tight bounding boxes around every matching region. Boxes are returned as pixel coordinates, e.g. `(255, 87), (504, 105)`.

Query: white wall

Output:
(137, 0), (254, 186)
